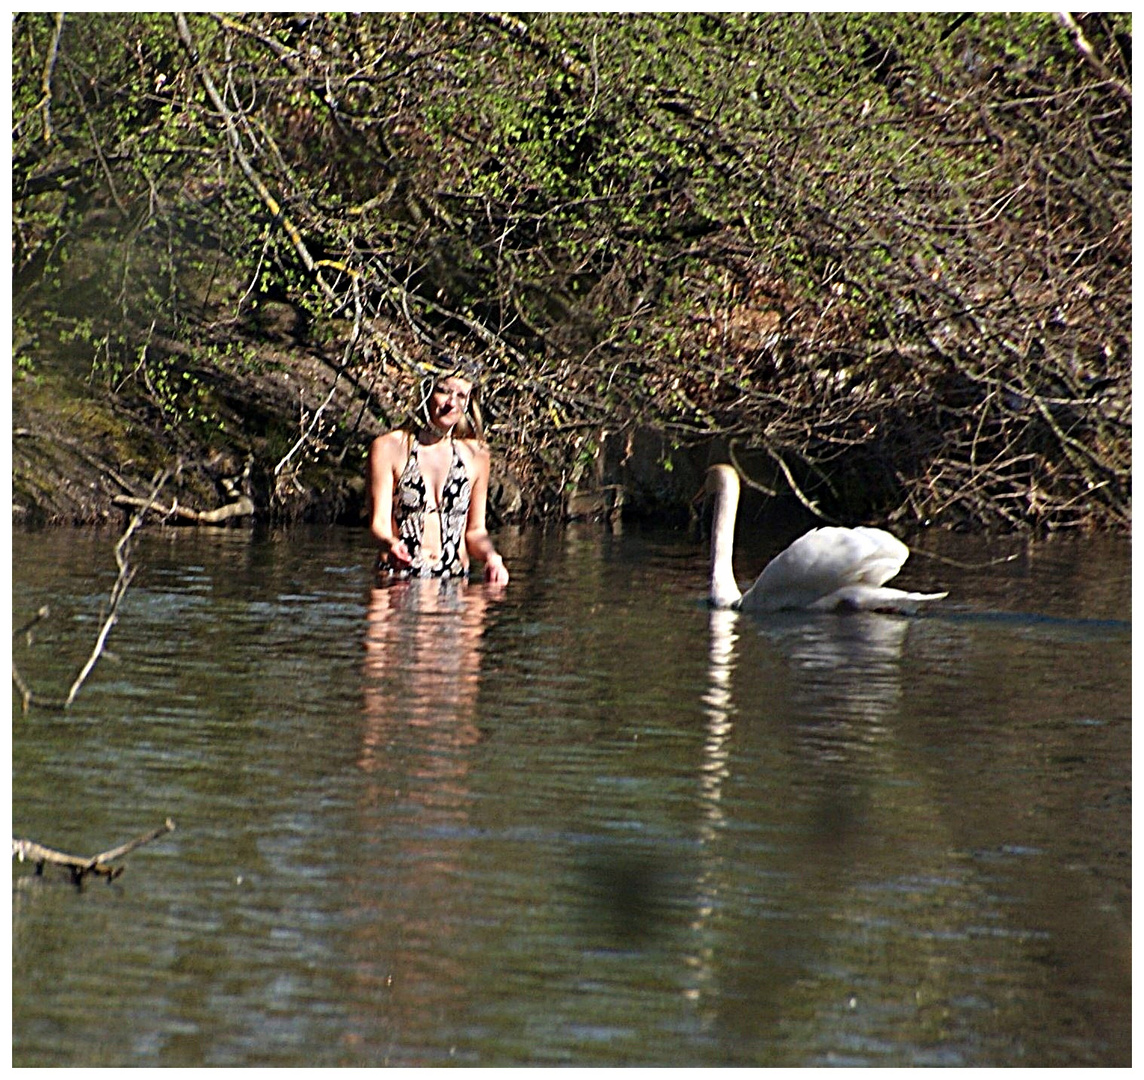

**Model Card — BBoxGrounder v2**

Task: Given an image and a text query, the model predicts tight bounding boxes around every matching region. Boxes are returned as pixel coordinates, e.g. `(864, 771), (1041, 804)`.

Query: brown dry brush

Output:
(12, 13), (1130, 531)
(609, 15), (1130, 532)
(653, 23), (1124, 531)
(224, 10), (1103, 536)
(336, 12), (1129, 532)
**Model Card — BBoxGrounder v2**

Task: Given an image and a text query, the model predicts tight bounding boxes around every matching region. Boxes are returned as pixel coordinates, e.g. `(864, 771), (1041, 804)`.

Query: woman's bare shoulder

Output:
(456, 438), (490, 468)
(372, 428), (410, 451)
(370, 428), (412, 465)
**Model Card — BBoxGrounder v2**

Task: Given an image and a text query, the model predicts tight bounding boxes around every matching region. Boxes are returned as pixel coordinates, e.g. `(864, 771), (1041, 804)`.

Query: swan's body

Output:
(706, 464), (947, 614)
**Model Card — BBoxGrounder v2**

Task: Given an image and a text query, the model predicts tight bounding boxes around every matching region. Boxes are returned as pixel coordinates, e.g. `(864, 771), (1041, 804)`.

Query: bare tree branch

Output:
(111, 494), (255, 524)
(175, 12), (337, 299)
(36, 13), (65, 143)
(1055, 13), (1131, 103)
(13, 819), (176, 886)
(13, 466), (176, 713)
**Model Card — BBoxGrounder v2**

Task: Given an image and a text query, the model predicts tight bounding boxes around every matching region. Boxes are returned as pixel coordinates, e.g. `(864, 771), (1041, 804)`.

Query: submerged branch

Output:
(13, 466), (174, 713)
(13, 819), (176, 886)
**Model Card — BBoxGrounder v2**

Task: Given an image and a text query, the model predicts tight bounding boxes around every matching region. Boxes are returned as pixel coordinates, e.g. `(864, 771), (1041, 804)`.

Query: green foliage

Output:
(10, 12), (1131, 529)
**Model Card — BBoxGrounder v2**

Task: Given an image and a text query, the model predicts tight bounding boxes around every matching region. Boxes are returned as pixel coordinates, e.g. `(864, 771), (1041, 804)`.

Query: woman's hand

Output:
(484, 552), (510, 585)
(379, 536), (413, 571)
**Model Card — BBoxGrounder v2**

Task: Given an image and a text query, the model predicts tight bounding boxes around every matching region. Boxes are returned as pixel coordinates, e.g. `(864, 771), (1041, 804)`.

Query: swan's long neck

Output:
(707, 465), (742, 608)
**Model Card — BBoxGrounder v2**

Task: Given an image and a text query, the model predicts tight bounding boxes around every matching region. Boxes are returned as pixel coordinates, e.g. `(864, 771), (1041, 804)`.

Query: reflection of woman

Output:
(360, 578), (492, 799)
(368, 360), (509, 584)
(353, 577), (498, 1060)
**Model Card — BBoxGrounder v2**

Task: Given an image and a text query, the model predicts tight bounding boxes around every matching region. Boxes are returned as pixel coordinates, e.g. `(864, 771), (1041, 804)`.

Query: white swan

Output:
(706, 464), (947, 614)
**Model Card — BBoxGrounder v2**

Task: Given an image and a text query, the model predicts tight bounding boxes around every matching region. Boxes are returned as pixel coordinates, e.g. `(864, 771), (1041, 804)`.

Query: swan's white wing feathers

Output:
(807, 585), (949, 614)
(739, 526), (912, 612)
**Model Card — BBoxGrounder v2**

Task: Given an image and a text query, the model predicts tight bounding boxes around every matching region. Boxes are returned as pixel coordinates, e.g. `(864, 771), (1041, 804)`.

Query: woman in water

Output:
(368, 363), (510, 584)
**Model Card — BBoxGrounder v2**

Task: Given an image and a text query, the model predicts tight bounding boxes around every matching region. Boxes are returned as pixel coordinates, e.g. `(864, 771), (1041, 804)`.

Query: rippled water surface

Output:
(11, 522), (1131, 1066)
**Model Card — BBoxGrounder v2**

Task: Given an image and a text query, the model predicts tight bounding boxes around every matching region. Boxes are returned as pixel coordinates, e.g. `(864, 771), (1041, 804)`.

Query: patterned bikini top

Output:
(389, 437), (472, 578)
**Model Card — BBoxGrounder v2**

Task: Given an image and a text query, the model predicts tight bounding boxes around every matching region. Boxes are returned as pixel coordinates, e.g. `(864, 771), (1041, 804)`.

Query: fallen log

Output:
(12, 819), (176, 886)
(111, 494), (255, 524)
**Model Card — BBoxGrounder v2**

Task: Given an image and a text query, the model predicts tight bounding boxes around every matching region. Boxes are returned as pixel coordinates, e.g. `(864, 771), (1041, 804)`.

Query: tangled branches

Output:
(12, 13), (1130, 530)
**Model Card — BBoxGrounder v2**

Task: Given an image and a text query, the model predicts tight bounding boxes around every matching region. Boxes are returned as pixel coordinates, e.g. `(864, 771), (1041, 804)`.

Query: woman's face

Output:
(427, 376), (473, 432)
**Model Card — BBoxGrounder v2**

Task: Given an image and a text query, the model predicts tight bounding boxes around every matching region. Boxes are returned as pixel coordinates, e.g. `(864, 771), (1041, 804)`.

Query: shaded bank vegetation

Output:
(12, 12), (1130, 532)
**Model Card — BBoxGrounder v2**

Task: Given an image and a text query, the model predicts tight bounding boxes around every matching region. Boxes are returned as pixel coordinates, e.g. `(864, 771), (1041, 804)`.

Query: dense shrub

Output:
(12, 13), (1130, 529)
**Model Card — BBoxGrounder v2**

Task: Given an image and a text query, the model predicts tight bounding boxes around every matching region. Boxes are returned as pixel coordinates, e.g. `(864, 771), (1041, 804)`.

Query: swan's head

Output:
(706, 465), (742, 609)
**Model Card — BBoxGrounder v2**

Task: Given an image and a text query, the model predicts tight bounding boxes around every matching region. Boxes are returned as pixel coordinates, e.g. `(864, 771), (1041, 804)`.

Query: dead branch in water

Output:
(12, 466), (174, 713)
(111, 493), (254, 525)
(12, 819), (176, 887)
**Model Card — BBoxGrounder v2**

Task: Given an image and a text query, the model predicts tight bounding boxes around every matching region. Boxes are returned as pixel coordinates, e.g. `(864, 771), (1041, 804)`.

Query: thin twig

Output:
(274, 276), (363, 484)
(15, 605), (52, 642)
(907, 547), (1020, 571)
(13, 466), (175, 713)
(1054, 13), (1131, 103)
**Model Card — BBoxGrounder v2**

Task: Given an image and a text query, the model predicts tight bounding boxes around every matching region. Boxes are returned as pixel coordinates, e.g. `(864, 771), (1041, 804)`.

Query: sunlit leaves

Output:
(11, 12), (1131, 529)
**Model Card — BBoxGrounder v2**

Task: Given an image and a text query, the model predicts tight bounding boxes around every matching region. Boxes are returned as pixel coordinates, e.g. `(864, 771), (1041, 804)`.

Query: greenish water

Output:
(11, 522), (1131, 1066)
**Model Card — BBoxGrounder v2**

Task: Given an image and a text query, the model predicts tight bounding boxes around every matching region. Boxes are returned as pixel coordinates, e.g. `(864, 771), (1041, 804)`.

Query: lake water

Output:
(10, 521), (1131, 1066)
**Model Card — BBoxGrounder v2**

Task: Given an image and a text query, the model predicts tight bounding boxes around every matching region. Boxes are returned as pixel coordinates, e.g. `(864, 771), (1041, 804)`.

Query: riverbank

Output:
(13, 16), (1129, 536)
(11, 335), (715, 532)
(13, 338), (368, 528)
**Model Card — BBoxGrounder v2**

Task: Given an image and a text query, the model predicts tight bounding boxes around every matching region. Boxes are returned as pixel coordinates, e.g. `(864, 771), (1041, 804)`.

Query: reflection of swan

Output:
(683, 608), (738, 1025)
(761, 613), (909, 725)
(706, 464), (947, 614)
(698, 608), (738, 835)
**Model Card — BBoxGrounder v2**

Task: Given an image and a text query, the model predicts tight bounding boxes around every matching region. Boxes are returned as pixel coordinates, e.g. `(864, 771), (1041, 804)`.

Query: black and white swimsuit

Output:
(385, 438), (471, 578)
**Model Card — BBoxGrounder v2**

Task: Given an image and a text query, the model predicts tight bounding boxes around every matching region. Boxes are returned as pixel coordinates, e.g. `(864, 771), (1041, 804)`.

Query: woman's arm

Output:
(368, 432), (412, 569)
(464, 443), (509, 584)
